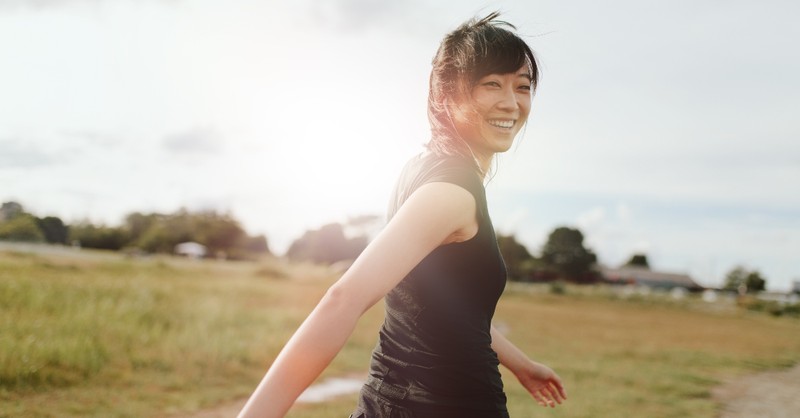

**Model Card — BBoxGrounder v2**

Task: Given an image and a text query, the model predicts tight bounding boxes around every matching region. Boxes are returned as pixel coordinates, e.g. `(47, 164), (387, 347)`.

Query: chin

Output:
(494, 139), (515, 153)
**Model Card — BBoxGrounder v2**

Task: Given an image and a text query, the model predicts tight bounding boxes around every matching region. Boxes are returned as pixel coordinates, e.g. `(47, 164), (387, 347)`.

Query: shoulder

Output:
(388, 152), (481, 243)
(394, 181), (478, 246)
(418, 152), (482, 186)
(398, 152), (484, 201)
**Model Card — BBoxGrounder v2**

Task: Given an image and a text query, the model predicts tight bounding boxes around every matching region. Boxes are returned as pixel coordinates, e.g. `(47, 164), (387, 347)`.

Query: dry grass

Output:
(1, 245), (799, 418)
(496, 285), (800, 418)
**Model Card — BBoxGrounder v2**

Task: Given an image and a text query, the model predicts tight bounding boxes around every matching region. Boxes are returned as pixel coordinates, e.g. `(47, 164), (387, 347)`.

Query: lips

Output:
(487, 119), (515, 129)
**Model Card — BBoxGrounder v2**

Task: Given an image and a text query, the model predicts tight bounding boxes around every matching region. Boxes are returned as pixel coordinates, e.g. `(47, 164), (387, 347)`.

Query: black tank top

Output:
(364, 152), (509, 415)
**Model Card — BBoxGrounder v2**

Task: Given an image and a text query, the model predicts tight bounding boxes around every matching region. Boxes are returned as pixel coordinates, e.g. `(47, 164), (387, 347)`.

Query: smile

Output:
(487, 119), (515, 129)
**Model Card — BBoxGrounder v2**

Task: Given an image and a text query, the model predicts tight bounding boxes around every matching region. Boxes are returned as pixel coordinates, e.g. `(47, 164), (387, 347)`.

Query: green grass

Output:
(1, 246), (800, 417)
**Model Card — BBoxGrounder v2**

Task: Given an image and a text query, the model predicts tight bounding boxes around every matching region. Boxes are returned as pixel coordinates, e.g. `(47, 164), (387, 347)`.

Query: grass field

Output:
(2, 244), (800, 418)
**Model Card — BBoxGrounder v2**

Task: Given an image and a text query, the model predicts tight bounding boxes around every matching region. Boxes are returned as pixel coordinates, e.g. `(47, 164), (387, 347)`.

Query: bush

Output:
(69, 223), (128, 250)
(0, 215), (44, 242)
(739, 297), (800, 318)
(549, 280), (567, 295)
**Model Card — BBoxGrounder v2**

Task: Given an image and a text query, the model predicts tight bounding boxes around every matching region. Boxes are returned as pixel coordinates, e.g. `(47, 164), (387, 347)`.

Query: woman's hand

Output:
(515, 361), (567, 408)
(490, 326), (568, 408)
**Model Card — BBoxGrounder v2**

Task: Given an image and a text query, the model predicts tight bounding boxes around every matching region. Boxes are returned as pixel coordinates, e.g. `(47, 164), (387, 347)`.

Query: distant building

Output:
(601, 265), (704, 291)
(174, 242), (207, 259)
(757, 291), (799, 305)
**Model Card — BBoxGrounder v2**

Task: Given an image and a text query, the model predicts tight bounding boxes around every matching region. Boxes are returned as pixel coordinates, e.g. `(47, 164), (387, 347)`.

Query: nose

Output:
(496, 87), (519, 112)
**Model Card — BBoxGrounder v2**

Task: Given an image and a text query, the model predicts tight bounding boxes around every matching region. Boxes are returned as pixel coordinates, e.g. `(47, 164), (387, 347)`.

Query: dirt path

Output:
(712, 363), (800, 418)
(176, 365), (800, 418)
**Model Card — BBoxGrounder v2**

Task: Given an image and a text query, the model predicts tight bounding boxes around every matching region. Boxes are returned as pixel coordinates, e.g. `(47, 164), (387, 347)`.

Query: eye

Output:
(482, 81), (501, 88)
(517, 84), (532, 92)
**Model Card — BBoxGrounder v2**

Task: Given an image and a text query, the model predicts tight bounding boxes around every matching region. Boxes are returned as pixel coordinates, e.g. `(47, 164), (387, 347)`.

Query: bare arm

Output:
(237, 182), (477, 418)
(491, 325), (567, 408)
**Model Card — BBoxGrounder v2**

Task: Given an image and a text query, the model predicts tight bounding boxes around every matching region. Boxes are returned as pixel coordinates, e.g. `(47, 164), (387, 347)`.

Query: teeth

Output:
(488, 119), (514, 129)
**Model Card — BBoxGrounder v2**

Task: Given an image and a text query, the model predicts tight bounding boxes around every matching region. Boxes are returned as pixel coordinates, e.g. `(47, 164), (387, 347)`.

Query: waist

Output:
(380, 309), (494, 359)
(364, 374), (508, 413)
(367, 344), (506, 408)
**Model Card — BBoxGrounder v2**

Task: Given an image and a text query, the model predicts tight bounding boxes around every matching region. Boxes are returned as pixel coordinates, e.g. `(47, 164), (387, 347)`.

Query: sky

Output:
(1, 0), (798, 290)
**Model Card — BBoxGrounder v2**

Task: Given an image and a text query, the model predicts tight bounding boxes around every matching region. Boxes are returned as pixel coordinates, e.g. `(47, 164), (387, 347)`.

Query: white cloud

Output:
(0, 138), (55, 168)
(576, 206), (605, 230)
(162, 127), (223, 156)
(616, 203), (631, 222)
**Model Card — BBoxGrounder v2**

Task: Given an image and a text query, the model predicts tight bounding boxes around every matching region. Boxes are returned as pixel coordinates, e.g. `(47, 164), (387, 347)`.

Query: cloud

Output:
(306, 0), (405, 31)
(162, 127), (222, 156)
(0, 138), (54, 168)
(576, 206), (606, 230)
(616, 203), (632, 222)
(60, 130), (122, 149)
(0, 0), (178, 12)
(0, 0), (98, 12)
(302, 0), (445, 35)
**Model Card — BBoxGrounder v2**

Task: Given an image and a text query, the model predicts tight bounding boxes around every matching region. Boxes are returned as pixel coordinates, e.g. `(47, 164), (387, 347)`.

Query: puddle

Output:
(296, 376), (365, 403)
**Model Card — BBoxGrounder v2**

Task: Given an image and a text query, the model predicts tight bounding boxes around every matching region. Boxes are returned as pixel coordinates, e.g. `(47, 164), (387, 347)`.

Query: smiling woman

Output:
(447, 66), (533, 168)
(237, 12), (566, 418)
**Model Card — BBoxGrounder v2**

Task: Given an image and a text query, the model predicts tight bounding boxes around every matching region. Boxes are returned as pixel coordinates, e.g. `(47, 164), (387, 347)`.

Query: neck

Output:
(462, 142), (492, 179)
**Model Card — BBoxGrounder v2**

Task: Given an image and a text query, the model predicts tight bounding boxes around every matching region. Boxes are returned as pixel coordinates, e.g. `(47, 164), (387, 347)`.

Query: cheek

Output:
(471, 93), (494, 115)
(454, 103), (485, 125)
(519, 98), (532, 119)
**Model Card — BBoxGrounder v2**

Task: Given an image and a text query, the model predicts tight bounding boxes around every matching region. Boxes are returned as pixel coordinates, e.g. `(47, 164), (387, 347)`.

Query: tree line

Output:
(0, 201), (778, 291)
(282, 222), (605, 283)
(0, 201), (268, 260)
(497, 227), (772, 293)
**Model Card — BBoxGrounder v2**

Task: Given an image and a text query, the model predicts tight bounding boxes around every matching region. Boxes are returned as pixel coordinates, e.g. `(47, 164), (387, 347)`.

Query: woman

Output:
(238, 12), (566, 418)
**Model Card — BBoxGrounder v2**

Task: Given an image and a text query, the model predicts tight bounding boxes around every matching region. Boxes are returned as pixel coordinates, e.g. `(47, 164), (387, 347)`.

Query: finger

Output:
(545, 392), (556, 408)
(530, 390), (549, 407)
(552, 377), (568, 400)
(539, 385), (556, 405)
(537, 390), (556, 408)
(550, 381), (567, 404)
(546, 390), (557, 408)
(543, 385), (562, 405)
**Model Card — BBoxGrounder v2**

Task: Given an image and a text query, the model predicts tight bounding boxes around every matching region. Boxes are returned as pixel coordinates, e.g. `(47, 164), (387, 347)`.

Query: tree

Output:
(194, 211), (246, 255)
(0, 214), (44, 242)
(286, 222), (367, 264)
(624, 253), (650, 269)
(36, 216), (69, 244)
(242, 234), (270, 254)
(69, 222), (128, 250)
(723, 266), (767, 293)
(497, 234), (534, 281)
(124, 212), (158, 244)
(0, 201), (24, 222)
(541, 226), (597, 281)
(123, 209), (269, 258)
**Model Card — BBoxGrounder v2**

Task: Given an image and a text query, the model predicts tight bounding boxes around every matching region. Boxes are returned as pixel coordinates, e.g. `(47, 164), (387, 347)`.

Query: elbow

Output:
(322, 282), (376, 318)
(320, 283), (370, 319)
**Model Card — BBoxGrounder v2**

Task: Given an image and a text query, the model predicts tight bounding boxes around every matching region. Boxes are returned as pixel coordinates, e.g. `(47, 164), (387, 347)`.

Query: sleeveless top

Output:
(363, 152), (509, 416)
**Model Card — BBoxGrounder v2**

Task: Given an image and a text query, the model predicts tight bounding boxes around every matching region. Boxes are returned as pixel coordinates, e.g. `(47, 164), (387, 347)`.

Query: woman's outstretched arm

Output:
(490, 325), (567, 408)
(237, 182), (478, 418)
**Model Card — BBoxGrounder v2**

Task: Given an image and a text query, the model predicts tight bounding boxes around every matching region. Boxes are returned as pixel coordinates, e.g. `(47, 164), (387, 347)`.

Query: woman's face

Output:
(451, 65), (532, 159)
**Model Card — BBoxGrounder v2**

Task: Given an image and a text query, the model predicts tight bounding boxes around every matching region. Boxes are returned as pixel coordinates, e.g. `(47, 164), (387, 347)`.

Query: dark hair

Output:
(427, 12), (539, 160)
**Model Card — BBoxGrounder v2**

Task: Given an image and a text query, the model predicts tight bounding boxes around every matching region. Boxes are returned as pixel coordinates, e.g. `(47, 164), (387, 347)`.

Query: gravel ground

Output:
(712, 363), (800, 418)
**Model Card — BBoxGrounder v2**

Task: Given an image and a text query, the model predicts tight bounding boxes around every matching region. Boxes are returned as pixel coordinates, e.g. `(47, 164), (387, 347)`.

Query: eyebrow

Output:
(518, 73), (533, 82)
